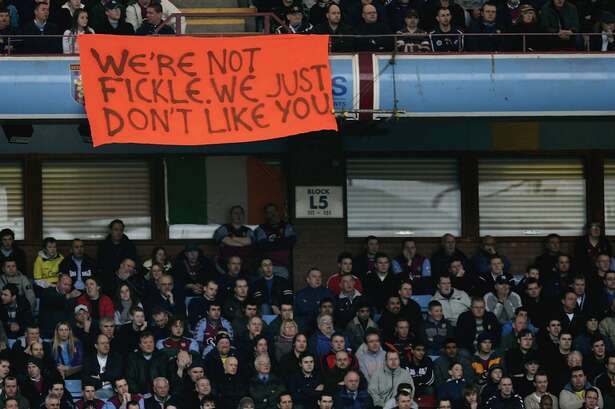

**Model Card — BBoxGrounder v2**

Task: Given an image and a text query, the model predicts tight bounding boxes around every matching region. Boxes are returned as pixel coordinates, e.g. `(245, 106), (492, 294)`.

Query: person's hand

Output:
(9, 323), (19, 333)
(166, 292), (174, 305)
(68, 289), (81, 299)
(315, 384), (324, 391)
(177, 351), (192, 369)
(271, 305), (281, 315)
(558, 29), (572, 39)
(122, 393), (131, 403)
(457, 267), (465, 277)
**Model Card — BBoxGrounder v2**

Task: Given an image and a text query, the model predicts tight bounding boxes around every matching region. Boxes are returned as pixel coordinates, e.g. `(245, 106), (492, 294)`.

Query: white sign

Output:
(295, 186), (343, 218)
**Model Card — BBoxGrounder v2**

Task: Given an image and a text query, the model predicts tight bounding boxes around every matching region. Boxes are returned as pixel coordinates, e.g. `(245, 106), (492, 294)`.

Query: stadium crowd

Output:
(0, 204), (610, 409)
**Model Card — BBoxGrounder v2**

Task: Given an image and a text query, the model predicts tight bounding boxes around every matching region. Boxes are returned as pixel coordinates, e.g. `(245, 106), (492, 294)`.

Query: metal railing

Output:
(160, 11), (287, 35)
(0, 31), (612, 56)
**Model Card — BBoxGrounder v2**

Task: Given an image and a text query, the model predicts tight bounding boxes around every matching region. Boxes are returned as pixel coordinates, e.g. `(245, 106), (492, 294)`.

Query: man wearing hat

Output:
(484, 275), (522, 325)
(202, 332), (237, 385)
(275, 5), (313, 34)
(590, 11), (615, 51)
(19, 357), (58, 409)
(470, 333), (503, 385)
(172, 243), (215, 297)
(93, 1), (134, 36)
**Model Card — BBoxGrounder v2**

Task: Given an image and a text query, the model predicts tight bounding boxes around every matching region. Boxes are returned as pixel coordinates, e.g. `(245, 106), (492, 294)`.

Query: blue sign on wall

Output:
(329, 55), (359, 118)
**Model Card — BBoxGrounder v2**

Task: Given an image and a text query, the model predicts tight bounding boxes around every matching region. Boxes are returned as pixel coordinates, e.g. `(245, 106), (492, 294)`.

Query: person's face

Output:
(606, 274), (615, 290)
(604, 22), (615, 32)
(547, 236), (560, 253)
(154, 248), (166, 263)
(573, 279), (586, 295)
(106, 7), (121, 20)
(46, 399), (60, 409)
(450, 364), (463, 379)
(319, 315), (334, 333)
(159, 277), (173, 292)
(357, 307), (371, 321)
(331, 336), (345, 352)
(519, 334), (533, 350)
(571, 371), (586, 389)
(120, 260), (136, 276)
(449, 261), (463, 276)
(3, 402), (18, 409)
(189, 367), (204, 381)
(560, 334), (572, 350)
(227, 257), (242, 275)
(133, 311), (145, 326)
(150, 265), (163, 282)
(526, 283), (541, 298)
(592, 340), (606, 357)
(2, 261), (16, 276)
(196, 378), (211, 395)
(439, 402), (452, 409)
(57, 324), (70, 341)
(558, 256), (570, 272)
(261, 259), (274, 277)
(495, 282), (510, 296)
(403, 241), (417, 257)
(526, 362), (539, 375)
(153, 313), (168, 328)
(344, 373), (360, 391)
(471, 301), (485, 317)
(362, 5), (377, 23)
(57, 276), (73, 294)
(587, 318), (599, 332)
(396, 321), (410, 338)
(318, 396), (334, 409)
(245, 304), (258, 318)
(83, 386), (96, 401)
(0, 290), (13, 305)
(500, 379), (513, 397)
(256, 359), (271, 374)
(30, 343), (44, 358)
(387, 297), (401, 313)
(0, 235), (12, 250)
(336, 352), (350, 369)
(235, 280), (249, 298)
(265, 205), (280, 224)
(51, 384), (64, 398)
(96, 335), (110, 355)
(326, 3), (341, 23)
(340, 275), (355, 293)
(339, 257), (352, 274)
(443, 235), (456, 253)
(366, 335), (380, 352)
(366, 238), (379, 254)
(535, 375), (548, 393)
(278, 395), (292, 409)
(597, 255), (611, 272)
(375, 257), (389, 274)
(479, 339), (492, 353)
(208, 306), (221, 321)
(438, 278), (452, 295)
(386, 353), (400, 369)
(563, 293), (577, 310)
(217, 339), (230, 355)
(482, 5), (496, 21)
(154, 380), (169, 398)
(26, 328), (40, 344)
(413, 345), (426, 360)
(120, 285), (131, 301)
(249, 317), (263, 335)
(186, 250), (199, 264)
(35, 3), (49, 21)
(607, 358), (615, 374)
(521, 9), (535, 22)
(430, 306), (444, 321)
(280, 304), (293, 321)
(171, 321), (184, 337)
(86, 279), (99, 298)
(490, 368), (503, 382)
(110, 221), (124, 241)
(230, 207), (244, 225)
(0, 361), (9, 377)
(490, 258), (504, 275)
(27, 363), (40, 378)
(307, 270), (322, 288)
(255, 338), (268, 354)
(4, 380), (17, 398)
(585, 392), (599, 408)
(589, 222), (602, 238)
(301, 356), (315, 373)
(287, 11), (302, 25)
(444, 342), (457, 358)
(295, 335), (307, 352)
(547, 321), (562, 336)
(205, 282), (218, 299)
(139, 336), (155, 354)
(115, 379), (129, 395)
(399, 283), (412, 299)
(568, 353), (582, 368)
(45, 241), (57, 257)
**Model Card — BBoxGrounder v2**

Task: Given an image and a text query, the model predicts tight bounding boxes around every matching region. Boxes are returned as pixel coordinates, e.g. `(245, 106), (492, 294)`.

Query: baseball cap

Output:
(519, 3), (535, 12)
(286, 5), (302, 14)
(405, 9), (419, 18)
(105, 0), (121, 10)
(477, 332), (493, 344)
(495, 275), (512, 285)
(74, 304), (89, 314)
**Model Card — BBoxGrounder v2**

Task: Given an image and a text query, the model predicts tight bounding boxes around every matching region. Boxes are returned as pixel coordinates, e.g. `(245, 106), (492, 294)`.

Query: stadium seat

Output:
(65, 379), (82, 399)
(412, 295), (432, 312)
(262, 315), (277, 325)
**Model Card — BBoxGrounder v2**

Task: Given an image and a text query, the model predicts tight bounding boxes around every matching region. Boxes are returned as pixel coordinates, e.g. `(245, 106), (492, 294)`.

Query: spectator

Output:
(195, 302), (234, 354)
(97, 219), (138, 279)
(483, 377), (524, 409)
(273, 319), (299, 362)
(355, 4), (395, 52)
(255, 203), (297, 280)
(397, 281), (423, 328)
(77, 277), (115, 321)
(396, 9), (431, 52)
(422, 0), (466, 31)
(57, 0), (85, 32)
(559, 367), (603, 409)
(288, 352), (324, 409)
(39, 274), (81, 338)
(0, 377), (30, 409)
(423, 301), (454, 356)
(50, 321), (84, 379)
(81, 334), (123, 399)
(524, 372), (558, 409)
(364, 253), (400, 312)
(249, 354), (285, 409)
(355, 329), (386, 382)
(0, 229), (27, 278)
(125, 0), (183, 33)
(309, 0), (332, 25)
(253, 258), (293, 315)
(431, 234), (471, 282)
(540, 0), (579, 50)
(173, 243), (215, 297)
(388, 0), (415, 32)
(103, 259), (144, 302)
(509, 4), (544, 51)
(102, 378), (144, 409)
(136, 4), (174, 35)
(384, 318), (416, 365)
(75, 381), (105, 409)
(470, 333), (503, 385)
(368, 350), (414, 407)
(308, 314), (336, 360)
(275, 5), (313, 34)
(231, 300), (260, 341)
(278, 333), (308, 379)
(407, 342), (435, 397)
(326, 252), (364, 297)
(575, 222), (611, 273)
(0, 284), (33, 338)
(345, 300), (378, 350)
(484, 275), (523, 325)
(590, 12), (615, 51)
(218, 256), (249, 299)
(378, 295), (407, 341)
(156, 317), (199, 359)
(144, 377), (177, 409)
(146, 274), (185, 319)
(534, 234), (562, 281)
(582, 388), (601, 409)
(457, 297), (500, 353)
(0, 258), (35, 311)
(432, 274), (471, 327)
(466, 3), (504, 51)
(353, 236), (379, 281)
(335, 273), (365, 329)
(471, 236), (511, 277)
(33, 237), (64, 289)
(213, 206), (255, 270)
(125, 332), (167, 395)
(113, 283), (143, 326)
(559, 290), (586, 338)
(21, 2), (62, 54)
(306, 4), (348, 52)
(522, 278), (550, 331)
(436, 362), (466, 408)
(222, 276), (250, 322)
(142, 247), (172, 276)
(295, 268), (335, 328)
(115, 307), (148, 356)
(505, 329), (537, 376)
(476, 255), (507, 295)
(92, 0), (134, 35)
(316, 392), (334, 409)
(434, 339), (475, 386)
(203, 333), (238, 385)
(218, 357), (247, 409)
(333, 370), (374, 409)
(59, 239), (97, 292)
(594, 354), (615, 403)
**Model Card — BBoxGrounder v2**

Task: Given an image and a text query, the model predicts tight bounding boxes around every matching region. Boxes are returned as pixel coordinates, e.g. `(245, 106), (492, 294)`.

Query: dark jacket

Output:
(355, 21), (395, 52)
(125, 351), (168, 395)
(0, 295), (33, 337)
(21, 20), (62, 54)
(81, 352), (123, 390)
(590, 32), (615, 51)
(136, 21), (175, 35)
(172, 251), (215, 295)
(96, 234), (138, 277)
(483, 393), (525, 409)
(311, 22), (356, 52)
(455, 311), (500, 353)
(288, 372), (323, 408)
(93, 18), (135, 35)
(431, 248), (471, 282)
(333, 387), (374, 409)
(248, 373), (285, 409)
(143, 395), (179, 409)
(38, 286), (72, 338)
(363, 272), (400, 312)
(0, 246), (27, 278)
(217, 372), (248, 409)
(59, 256), (97, 287)
(145, 289), (186, 319)
(252, 276), (293, 308)
(465, 19), (504, 51)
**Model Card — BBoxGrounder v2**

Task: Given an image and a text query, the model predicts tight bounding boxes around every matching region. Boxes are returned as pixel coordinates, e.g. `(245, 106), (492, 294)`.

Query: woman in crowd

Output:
(274, 320), (299, 362)
(50, 321), (83, 379)
(62, 9), (94, 54)
(143, 247), (173, 275)
(113, 283), (143, 325)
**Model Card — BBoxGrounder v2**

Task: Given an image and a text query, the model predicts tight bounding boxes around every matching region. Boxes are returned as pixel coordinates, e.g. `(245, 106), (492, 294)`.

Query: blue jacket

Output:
(294, 286), (335, 320)
(437, 379), (466, 407)
(308, 331), (332, 359)
(333, 388), (374, 409)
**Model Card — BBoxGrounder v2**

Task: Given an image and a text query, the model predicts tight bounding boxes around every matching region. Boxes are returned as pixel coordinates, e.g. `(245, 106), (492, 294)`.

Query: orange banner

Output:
(77, 34), (338, 147)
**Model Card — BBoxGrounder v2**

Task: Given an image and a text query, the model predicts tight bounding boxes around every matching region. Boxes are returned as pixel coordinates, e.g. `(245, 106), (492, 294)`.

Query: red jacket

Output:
(76, 294), (115, 318)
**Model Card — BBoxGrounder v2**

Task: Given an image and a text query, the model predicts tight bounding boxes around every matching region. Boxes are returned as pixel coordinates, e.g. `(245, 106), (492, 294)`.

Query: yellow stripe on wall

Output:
(491, 122), (540, 151)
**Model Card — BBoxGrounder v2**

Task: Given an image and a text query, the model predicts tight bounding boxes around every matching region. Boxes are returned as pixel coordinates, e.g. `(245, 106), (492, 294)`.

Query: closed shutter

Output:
(0, 162), (24, 240)
(42, 161), (151, 240)
(604, 160), (615, 234)
(479, 158), (586, 236)
(346, 158), (461, 237)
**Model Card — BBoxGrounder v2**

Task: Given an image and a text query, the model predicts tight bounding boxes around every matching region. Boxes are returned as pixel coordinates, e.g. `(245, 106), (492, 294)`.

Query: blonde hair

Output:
(51, 321), (77, 361)
(280, 320), (299, 337)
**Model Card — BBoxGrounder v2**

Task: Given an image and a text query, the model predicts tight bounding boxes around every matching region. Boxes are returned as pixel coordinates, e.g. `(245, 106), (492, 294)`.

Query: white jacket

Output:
(125, 0), (186, 33)
(431, 288), (471, 327)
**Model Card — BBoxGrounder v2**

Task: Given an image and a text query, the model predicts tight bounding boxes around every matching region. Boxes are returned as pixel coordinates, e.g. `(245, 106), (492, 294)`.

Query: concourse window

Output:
(42, 161), (152, 239)
(479, 158), (586, 236)
(603, 160), (615, 234)
(0, 162), (24, 240)
(346, 158), (461, 237)
(166, 156), (286, 239)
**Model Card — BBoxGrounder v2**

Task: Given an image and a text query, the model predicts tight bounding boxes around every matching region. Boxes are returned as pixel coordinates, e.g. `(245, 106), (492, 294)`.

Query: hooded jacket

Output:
(96, 233), (138, 277)
(368, 365), (414, 407)
(33, 250), (64, 285)
(356, 342), (386, 382)
(559, 381), (604, 409)
(432, 289), (471, 327)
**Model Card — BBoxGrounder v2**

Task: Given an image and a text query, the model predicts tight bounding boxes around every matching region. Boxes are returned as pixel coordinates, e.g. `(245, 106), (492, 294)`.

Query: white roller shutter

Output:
(479, 158), (586, 236)
(346, 158), (461, 237)
(42, 161), (151, 240)
(603, 160), (615, 235)
(0, 162), (24, 240)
